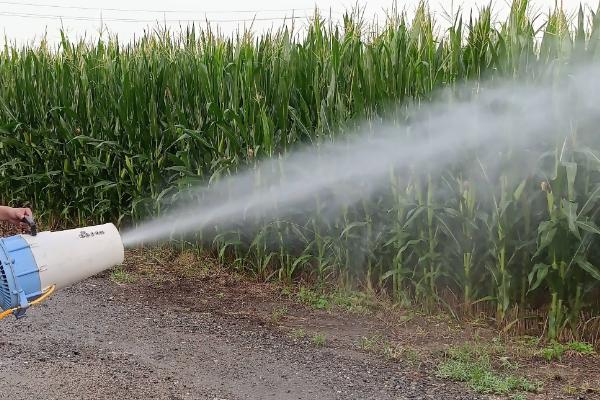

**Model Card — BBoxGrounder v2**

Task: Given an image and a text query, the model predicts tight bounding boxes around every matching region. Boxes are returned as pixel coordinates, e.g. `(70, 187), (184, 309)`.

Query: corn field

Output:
(1, 0), (600, 343)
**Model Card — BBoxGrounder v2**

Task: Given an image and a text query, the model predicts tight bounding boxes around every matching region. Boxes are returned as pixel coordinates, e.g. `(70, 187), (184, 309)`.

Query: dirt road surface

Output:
(0, 276), (482, 400)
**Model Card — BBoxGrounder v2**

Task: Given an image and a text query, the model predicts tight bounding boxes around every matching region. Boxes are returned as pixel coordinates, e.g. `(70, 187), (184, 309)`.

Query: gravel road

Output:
(0, 277), (483, 400)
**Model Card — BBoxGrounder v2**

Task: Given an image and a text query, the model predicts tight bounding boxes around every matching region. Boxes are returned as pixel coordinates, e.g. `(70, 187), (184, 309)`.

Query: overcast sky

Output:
(1, 0), (599, 45)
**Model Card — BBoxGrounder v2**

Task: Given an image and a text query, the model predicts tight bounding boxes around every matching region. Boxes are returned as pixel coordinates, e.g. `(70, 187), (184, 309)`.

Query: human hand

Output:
(0, 206), (33, 229)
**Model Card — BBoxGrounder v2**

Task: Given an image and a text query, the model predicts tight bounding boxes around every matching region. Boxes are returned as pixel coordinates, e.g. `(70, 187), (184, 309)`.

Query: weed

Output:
(110, 267), (134, 284)
(405, 348), (421, 362)
(382, 342), (404, 360)
(438, 344), (541, 395)
(563, 385), (578, 395)
(358, 335), (381, 351)
(357, 335), (421, 366)
(297, 287), (330, 310)
(516, 336), (540, 348)
(499, 356), (520, 371)
(297, 287), (378, 314)
(290, 328), (307, 339)
(270, 306), (288, 323)
(396, 346), (421, 366)
(331, 290), (375, 314)
(562, 384), (600, 396)
(173, 251), (207, 278)
(540, 343), (565, 361)
(312, 333), (326, 347)
(539, 341), (595, 361)
(567, 341), (595, 354)
(178, 263), (208, 278)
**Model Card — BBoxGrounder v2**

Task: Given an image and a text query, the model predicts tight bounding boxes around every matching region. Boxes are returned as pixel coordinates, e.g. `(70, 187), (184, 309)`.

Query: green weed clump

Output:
(110, 266), (135, 284)
(438, 344), (541, 395)
(539, 341), (596, 361)
(312, 333), (327, 347)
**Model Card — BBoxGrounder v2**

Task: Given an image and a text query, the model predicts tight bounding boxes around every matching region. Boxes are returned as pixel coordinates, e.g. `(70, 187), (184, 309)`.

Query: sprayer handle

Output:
(21, 215), (37, 236)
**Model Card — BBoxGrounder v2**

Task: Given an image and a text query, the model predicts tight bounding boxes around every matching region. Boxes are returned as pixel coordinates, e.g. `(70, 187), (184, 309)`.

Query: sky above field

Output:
(0, 0), (599, 45)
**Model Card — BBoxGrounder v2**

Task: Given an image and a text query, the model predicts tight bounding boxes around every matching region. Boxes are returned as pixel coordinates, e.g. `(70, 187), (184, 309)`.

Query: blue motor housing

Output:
(0, 235), (42, 318)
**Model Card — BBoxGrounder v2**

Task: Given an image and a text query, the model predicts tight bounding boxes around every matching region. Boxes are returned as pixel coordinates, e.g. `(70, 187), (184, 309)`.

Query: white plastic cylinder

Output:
(22, 223), (124, 290)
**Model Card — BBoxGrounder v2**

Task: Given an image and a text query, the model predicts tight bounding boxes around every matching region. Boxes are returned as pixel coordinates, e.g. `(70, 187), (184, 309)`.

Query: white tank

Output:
(22, 223), (124, 290)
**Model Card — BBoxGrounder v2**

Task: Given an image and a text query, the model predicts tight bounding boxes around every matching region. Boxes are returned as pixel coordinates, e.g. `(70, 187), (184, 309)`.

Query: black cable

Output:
(0, 10), (308, 23)
(0, 0), (315, 14)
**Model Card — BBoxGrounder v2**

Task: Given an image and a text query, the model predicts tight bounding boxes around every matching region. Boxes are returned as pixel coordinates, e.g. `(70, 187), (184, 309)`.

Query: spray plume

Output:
(121, 65), (600, 247)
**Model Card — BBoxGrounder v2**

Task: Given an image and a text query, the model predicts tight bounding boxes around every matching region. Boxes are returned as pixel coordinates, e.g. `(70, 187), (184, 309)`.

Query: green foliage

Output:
(270, 306), (288, 323)
(438, 344), (541, 395)
(290, 328), (307, 339)
(297, 287), (330, 309)
(312, 333), (326, 346)
(358, 335), (382, 351)
(539, 341), (596, 361)
(568, 341), (595, 354)
(110, 266), (134, 284)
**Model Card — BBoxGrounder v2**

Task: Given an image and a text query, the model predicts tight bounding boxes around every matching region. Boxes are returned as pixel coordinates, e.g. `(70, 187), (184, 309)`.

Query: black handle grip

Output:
(21, 215), (37, 236)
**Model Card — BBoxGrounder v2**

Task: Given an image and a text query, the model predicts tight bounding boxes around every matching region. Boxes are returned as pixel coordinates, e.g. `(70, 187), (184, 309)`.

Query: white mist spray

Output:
(121, 65), (600, 247)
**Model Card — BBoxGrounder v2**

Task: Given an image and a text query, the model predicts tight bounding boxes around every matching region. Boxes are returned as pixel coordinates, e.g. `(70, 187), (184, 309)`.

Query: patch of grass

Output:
(297, 287), (330, 310)
(330, 290), (375, 314)
(110, 266), (135, 284)
(539, 341), (596, 361)
(438, 359), (539, 394)
(397, 312), (415, 324)
(515, 335), (540, 348)
(563, 385), (578, 395)
(358, 335), (382, 351)
(382, 342), (404, 360)
(357, 335), (421, 366)
(280, 287), (293, 297)
(173, 250), (208, 278)
(567, 341), (595, 354)
(562, 384), (600, 396)
(539, 343), (564, 361)
(499, 356), (520, 371)
(290, 328), (307, 339)
(297, 287), (377, 314)
(270, 306), (288, 323)
(402, 347), (422, 366)
(178, 263), (208, 278)
(312, 333), (326, 347)
(382, 342), (421, 366)
(437, 344), (541, 395)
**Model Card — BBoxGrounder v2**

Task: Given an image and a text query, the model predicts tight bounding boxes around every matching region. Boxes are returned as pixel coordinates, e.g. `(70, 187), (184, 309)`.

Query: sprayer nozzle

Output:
(21, 215), (37, 236)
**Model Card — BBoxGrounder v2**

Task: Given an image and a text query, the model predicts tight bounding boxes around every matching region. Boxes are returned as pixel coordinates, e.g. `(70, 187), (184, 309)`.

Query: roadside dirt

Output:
(0, 247), (598, 400)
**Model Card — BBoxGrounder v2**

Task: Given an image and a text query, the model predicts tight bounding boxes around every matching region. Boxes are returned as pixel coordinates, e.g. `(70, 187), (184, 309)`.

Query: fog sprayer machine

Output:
(0, 217), (124, 321)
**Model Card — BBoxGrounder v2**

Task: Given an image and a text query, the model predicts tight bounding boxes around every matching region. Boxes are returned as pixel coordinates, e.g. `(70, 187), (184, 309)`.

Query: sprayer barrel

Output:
(0, 223), (124, 318)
